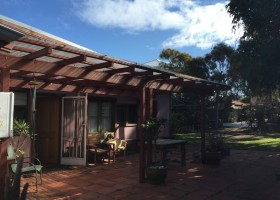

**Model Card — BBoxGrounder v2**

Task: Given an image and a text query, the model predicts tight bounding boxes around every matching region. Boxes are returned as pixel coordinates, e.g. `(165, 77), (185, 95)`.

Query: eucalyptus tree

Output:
(226, 0), (280, 95)
(204, 43), (235, 127)
(159, 49), (209, 132)
(159, 48), (208, 78)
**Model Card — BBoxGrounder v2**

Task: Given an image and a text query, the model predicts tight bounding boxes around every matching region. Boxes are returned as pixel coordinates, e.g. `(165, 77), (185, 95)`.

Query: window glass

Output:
(116, 105), (126, 124)
(101, 103), (111, 132)
(127, 104), (138, 123)
(14, 92), (28, 121)
(116, 104), (138, 124)
(88, 101), (112, 133)
(88, 102), (98, 132)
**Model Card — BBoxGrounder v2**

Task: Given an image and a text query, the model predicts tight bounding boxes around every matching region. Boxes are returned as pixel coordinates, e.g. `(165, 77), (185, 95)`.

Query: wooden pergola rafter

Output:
(0, 30), (231, 96)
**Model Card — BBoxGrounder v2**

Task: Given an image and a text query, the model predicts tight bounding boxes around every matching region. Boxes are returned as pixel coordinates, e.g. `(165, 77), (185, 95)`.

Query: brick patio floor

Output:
(21, 148), (280, 200)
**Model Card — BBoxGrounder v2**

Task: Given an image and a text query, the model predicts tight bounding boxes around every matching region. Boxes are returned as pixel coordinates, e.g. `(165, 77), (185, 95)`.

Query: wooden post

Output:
(0, 68), (10, 200)
(0, 68), (10, 92)
(139, 87), (146, 183)
(200, 95), (206, 163)
(146, 88), (153, 165)
(147, 88), (153, 118)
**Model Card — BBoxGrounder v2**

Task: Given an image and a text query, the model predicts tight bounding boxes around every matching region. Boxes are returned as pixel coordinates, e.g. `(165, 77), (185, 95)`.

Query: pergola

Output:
(0, 15), (230, 197)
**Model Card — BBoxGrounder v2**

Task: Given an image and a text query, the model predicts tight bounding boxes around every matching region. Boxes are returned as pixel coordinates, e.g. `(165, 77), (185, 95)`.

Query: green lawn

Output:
(174, 131), (280, 151)
(227, 136), (280, 151)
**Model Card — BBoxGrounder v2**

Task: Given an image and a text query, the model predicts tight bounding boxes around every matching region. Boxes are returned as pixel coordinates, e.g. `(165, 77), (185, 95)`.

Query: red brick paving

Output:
(20, 149), (280, 200)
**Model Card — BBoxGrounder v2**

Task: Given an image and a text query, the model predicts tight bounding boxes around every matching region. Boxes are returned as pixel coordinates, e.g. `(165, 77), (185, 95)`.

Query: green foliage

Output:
(205, 43), (239, 126)
(159, 48), (208, 79)
(174, 133), (200, 146)
(227, 0), (280, 95)
(143, 118), (166, 141)
(206, 132), (224, 152)
(205, 43), (234, 84)
(13, 119), (35, 156)
(13, 119), (30, 139)
(159, 45), (238, 127)
(229, 137), (280, 151)
(159, 48), (192, 74)
(175, 130), (280, 151)
(226, 0), (280, 41)
(144, 118), (167, 164)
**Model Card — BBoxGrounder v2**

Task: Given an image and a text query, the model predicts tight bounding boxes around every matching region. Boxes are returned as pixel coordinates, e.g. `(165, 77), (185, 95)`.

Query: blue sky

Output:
(0, 0), (242, 64)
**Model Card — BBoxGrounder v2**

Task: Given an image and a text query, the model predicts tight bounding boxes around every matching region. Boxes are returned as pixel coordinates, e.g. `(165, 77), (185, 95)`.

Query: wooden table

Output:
(154, 139), (187, 166)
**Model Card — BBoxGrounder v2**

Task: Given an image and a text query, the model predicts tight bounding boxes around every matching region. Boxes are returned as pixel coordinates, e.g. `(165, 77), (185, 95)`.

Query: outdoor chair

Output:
(106, 138), (127, 163)
(87, 134), (112, 164)
(87, 144), (111, 164)
(7, 143), (43, 192)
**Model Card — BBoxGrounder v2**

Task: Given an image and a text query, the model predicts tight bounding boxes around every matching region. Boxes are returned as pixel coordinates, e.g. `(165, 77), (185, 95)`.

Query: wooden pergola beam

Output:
(10, 70), (30, 77)
(1, 55), (114, 83)
(67, 78), (140, 91)
(23, 46), (52, 60)
(124, 70), (153, 78)
(18, 37), (138, 68)
(84, 61), (113, 71)
(56, 54), (86, 67)
(0, 42), (14, 52)
(10, 79), (76, 92)
(143, 73), (169, 81)
(13, 46), (69, 60)
(163, 77), (184, 84)
(107, 67), (134, 74)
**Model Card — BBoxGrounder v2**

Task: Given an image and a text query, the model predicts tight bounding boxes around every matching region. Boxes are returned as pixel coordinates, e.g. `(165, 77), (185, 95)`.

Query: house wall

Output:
(155, 93), (170, 138)
(115, 125), (138, 140)
(11, 91), (172, 166)
(115, 93), (171, 139)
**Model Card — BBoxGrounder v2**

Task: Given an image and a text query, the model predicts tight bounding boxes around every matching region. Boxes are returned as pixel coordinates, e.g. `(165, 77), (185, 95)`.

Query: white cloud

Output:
(75, 0), (243, 49)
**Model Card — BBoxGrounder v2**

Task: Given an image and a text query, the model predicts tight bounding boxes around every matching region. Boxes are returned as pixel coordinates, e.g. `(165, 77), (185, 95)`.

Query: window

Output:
(14, 92), (28, 121)
(116, 104), (138, 124)
(88, 102), (113, 133)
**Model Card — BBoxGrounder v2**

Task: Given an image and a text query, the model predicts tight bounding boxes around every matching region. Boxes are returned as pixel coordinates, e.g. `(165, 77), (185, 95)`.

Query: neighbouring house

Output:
(0, 15), (230, 183)
(230, 100), (249, 122)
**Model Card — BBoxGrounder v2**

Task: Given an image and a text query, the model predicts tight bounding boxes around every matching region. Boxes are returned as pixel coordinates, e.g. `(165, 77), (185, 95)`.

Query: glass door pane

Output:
(61, 96), (87, 166)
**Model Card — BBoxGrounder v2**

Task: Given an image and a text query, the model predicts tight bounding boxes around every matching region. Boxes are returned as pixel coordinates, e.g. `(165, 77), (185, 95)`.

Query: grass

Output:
(174, 129), (280, 151)
(227, 137), (280, 151)
(174, 133), (201, 146)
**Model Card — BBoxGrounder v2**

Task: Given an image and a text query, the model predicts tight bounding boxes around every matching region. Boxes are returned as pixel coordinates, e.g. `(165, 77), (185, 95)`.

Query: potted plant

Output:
(204, 132), (224, 164)
(12, 119), (35, 156)
(205, 133), (223, 164)
(144, 118), (168, 185)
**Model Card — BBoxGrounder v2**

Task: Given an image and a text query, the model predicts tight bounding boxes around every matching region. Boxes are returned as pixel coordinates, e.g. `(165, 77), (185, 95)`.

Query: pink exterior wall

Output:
(155, 93), (170, 138)
(115, 93), (171, 139)
(115, 126), (138, 140)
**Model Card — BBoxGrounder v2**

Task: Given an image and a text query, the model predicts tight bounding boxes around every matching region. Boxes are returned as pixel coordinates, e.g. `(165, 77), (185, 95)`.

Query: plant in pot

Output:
(12, 119), (33, 156)
(204, 132), (224, 164)
(144, 118), (167, 185)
